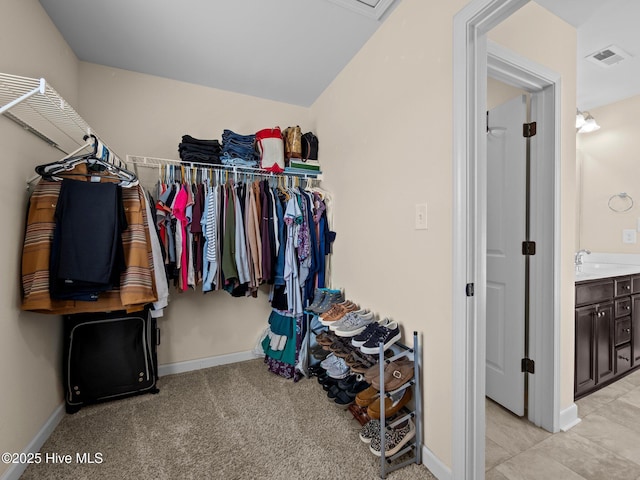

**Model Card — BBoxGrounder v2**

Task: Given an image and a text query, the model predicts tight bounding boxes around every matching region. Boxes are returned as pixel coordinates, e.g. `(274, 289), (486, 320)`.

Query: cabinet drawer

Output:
(615, 318), (631, 345)
(632, 275), (640, 294)
(615, 278), (632, 297)
(616, 345), (632, 374)
(576, 280), (614, 306)
(615, 298), (632, 318)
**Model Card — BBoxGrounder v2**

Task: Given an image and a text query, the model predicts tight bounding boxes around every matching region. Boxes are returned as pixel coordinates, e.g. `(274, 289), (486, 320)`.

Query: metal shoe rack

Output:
(376, 331), (422, 479)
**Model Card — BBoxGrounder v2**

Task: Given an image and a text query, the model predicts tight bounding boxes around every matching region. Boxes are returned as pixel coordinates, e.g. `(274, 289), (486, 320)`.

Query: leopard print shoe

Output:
(369, 419), (416, 458)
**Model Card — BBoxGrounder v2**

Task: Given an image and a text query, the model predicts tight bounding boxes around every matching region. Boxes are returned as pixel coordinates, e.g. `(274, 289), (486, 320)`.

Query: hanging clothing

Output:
(49, 179), (126, 300)
(22, 174), (159, 315)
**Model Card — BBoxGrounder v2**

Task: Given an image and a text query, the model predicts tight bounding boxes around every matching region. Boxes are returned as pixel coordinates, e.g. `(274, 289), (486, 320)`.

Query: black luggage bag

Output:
(63, 307), (160, 413)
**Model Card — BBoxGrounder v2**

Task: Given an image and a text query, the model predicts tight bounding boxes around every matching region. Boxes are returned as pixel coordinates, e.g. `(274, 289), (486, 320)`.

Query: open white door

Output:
(486, 94), (527, 416)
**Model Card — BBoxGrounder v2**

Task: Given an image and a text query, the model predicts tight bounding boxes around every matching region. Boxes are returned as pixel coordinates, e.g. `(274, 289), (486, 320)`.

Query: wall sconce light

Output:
(576, 109), (600, 133)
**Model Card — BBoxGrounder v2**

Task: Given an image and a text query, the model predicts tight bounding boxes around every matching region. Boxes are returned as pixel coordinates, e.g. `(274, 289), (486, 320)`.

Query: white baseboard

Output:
(559, 402), (581, 432)
(158, 350), (258, 377)
(0, 403), (65, 480)
(421, 443), (452, 480)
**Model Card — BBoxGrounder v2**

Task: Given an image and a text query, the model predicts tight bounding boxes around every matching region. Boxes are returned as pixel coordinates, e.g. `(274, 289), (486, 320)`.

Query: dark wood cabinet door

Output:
(633, 295), (640, 366)
(596, 302), (615, 384)
(616, 345), (632, 375)
(575, 306), (596, 396)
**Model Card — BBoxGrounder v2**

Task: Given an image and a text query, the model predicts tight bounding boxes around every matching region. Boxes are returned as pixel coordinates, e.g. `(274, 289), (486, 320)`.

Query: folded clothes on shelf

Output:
(178, 134), (222, 164)
(221, 129), (259, 166)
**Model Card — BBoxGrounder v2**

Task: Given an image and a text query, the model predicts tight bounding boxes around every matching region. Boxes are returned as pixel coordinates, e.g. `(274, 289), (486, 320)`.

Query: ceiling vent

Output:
(585, 45), (632, 68)
(325, 0), (397, 20)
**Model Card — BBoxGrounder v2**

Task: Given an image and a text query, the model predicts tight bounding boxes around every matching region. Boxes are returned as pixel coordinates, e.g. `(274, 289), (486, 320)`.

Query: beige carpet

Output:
(21, 359), (435, 480)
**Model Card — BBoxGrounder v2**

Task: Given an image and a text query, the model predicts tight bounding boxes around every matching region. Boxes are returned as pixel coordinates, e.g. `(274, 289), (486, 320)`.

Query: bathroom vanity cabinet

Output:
(575, 274), (640, 399)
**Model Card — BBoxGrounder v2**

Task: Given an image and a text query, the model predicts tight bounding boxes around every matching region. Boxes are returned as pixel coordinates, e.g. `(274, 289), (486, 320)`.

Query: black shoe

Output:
(346, 380), (370, 396)
(334, 390), (354, 407)
(327, 385), (342, 399)
(322, 377), (340, 391)
(308, 364), (325, 377)
(337, 375), (357, 390)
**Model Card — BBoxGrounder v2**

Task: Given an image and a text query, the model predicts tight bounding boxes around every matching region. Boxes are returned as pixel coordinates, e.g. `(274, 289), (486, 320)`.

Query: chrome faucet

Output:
(575, 249), (591, 266)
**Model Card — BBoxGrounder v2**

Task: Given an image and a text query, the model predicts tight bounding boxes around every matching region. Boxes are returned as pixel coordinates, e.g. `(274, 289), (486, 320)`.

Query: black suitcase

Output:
(63, 307), (160, 413)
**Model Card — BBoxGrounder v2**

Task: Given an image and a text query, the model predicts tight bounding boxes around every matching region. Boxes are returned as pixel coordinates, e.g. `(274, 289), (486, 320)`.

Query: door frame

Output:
(452, 1), (563, 479)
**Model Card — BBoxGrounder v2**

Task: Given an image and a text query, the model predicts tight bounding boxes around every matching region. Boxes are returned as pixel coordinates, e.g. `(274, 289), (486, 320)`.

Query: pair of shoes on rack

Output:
(367, 358), (415, 392)
(369, 419), (416, 458)
(352, 319), (401, 355)
(326, 374), (371, 408)
(329, 342), (353, 359)
(319, 301), (359, 325)
(348, 350), (387, 374)
(306, 288), (336, 314)
(348, 404), (371, 426)
(320, 353), (350, 379)
(358, 415), (400, 443)
(330, 310), (376, 337)
(307, 289), (345, 315)
(308, 364), (325, 378)
(316, 330), (338, 349)
(309, 344), (330, 361)
(355, 385), (380, 407)
(367, 388), (412, 420)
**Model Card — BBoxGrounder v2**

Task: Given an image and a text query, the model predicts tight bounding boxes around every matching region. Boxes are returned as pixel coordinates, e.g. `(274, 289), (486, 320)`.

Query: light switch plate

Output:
(415, 203), (427, 230)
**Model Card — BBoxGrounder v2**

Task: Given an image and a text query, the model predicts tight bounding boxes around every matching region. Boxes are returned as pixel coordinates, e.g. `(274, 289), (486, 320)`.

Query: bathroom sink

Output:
(575, 262), (640, 281)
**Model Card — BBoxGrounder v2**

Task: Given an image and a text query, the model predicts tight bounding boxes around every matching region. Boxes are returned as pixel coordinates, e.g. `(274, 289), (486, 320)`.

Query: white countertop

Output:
(575, 253), (640, 282)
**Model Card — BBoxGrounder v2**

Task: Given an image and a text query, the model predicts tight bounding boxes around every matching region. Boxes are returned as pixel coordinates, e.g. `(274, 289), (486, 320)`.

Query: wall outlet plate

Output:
(623, 229), (637, 244)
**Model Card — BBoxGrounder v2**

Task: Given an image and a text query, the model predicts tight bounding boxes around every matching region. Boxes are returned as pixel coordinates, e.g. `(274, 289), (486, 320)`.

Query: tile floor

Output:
(486, 368), (640, 480)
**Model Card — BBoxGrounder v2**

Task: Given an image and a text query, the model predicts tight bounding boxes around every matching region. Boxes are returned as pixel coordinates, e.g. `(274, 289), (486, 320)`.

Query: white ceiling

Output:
(38, 0), (640, 110)
(535, 0), (640, 110)
(38, 0), (397, 107)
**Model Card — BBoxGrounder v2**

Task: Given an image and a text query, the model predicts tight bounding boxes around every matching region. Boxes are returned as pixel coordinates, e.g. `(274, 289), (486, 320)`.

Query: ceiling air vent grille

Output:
(325, 0), (396, 19)
(585, 45), (632, 68)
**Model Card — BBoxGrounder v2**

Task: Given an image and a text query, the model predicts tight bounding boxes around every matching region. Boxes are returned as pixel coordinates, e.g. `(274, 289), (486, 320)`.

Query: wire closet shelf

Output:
(126, 155), (324, 183)
(0, 72), (123, 173)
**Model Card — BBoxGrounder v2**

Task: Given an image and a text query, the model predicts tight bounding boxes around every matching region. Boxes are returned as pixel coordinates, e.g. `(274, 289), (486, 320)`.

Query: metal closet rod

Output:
(126, 155), (322, 180)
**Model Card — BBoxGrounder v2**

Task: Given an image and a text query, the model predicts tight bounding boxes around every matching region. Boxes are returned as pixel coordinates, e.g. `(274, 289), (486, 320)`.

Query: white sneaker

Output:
(334, 311), (376, 337)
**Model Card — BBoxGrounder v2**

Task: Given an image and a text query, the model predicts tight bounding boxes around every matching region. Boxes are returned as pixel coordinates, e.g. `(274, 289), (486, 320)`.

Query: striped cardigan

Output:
(21, 178), (157, 314)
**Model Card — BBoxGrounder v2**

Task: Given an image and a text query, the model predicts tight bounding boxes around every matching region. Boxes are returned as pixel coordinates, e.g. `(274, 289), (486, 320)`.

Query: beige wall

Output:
(77, 63), (311, 365)
(312, 0), (576, 467)
(311, 0), (465, 466)
(0, 1), (80, 476)
(577, 95), (640, 254)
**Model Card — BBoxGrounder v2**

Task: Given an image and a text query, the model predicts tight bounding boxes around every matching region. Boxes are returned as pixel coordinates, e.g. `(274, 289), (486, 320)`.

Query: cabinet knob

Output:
(626, 285), (631, 290)
(619, 355), (630, 362)
(627, 306), (631, 310)
(625, 328), (631, 333)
